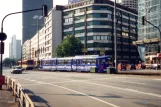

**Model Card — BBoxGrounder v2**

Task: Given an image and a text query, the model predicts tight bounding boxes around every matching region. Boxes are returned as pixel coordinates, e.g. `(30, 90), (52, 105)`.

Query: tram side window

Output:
(86, 59), (96, 64)
(58, 60), (64, 64)
(73, 60), (77, 64)
(98, 59), (106, 64)
(82, 60), (86, 64)
(66, 60), (71, 64)
(52, 60), (56, 65)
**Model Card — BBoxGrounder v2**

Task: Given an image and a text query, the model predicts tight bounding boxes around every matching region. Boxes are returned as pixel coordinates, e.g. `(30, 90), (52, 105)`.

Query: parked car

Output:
(151, 63), (159, 69)
(120, 63), (127, 70)
(130, 64), (136, 70)
(10, 66), (22, 74)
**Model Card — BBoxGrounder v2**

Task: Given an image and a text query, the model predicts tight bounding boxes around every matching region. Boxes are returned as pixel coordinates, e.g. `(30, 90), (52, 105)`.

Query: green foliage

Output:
(55, 45), (64, 57)
(3, 58), (16, 67)
(55, 36), (83, 57)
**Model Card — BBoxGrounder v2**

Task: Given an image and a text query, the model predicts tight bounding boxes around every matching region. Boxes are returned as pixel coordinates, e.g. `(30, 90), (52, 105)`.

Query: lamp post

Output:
(114, 0), (117, 70)
(33, 15), (43, 67)
(0, 4), (48, 90)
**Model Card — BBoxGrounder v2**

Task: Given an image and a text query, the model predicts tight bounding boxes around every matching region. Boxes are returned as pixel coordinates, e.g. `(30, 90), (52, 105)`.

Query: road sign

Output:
(82, 48), (87, 53)
(100, 48), (105, 55)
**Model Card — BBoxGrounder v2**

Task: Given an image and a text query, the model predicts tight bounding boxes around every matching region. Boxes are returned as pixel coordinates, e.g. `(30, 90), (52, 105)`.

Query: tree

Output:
(55, 36), (83, 57)
(3, 58), (12, 67)
(55, 45), (64, 57)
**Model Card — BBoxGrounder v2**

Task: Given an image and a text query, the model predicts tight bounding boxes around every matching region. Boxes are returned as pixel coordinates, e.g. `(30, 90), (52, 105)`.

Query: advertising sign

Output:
(137, 44), (146, 62)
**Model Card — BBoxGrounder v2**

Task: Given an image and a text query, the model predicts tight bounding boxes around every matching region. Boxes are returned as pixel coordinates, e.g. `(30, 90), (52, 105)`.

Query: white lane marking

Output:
(18, 78), (119, 107)
(23, 83), (47, 86)
(122, 81), (147, 85)
(78, 81), (161, 98)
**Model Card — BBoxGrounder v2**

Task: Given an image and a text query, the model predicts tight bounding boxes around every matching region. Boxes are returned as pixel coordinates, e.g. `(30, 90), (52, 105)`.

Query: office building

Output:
(22, 0), (53, 43)
(27, 7), (63, 61)
(9, 35), (21, 60)
(120, 0), (138, 10)
(63, 0), (139, 62)
(137, 0), (161, 55)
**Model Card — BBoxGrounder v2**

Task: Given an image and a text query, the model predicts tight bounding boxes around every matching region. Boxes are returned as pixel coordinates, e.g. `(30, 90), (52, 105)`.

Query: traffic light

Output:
(42, 5), (48, 17)
(0, 42), (4, 54)
(142, 16), (146, 25)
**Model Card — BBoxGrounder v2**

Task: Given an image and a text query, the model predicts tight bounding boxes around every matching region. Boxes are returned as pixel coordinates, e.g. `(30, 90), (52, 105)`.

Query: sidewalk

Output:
(0, 85), (18, 107)
(118, 69), (161, 75)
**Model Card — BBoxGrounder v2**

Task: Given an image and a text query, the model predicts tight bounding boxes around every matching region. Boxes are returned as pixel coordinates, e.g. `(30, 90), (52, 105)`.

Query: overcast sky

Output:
(0, 0), (116, 59)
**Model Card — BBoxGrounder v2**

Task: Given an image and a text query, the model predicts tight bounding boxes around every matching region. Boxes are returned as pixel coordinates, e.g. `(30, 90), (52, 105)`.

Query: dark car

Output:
(130, 64), (136, 70)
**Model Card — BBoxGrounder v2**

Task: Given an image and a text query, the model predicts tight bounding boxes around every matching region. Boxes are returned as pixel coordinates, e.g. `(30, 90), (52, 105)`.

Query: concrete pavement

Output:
(4, 69), (161, 107)
(0, 85), (17, 107)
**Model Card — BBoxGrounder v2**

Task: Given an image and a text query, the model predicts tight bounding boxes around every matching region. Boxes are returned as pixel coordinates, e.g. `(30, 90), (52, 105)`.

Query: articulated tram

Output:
(40, 55), (112, 72)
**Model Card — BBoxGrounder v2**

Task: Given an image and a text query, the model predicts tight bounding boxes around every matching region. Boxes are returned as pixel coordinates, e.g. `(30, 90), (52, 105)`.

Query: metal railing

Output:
(5, 76), (34, 107)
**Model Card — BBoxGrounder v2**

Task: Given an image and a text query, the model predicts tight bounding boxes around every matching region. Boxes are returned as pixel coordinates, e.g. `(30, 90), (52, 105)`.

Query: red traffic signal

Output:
(42, 5), (48, 17)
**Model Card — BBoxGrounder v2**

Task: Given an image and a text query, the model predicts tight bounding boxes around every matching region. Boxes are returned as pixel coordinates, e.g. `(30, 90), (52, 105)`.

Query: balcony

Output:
(87, 10), (112, 14)
(87, 25), (112, 29)
(87, 18), (112, 21)
(63, 14), (73, 19)
(63, 22), (73, 25)
(64, 28), (74, 32)
(74, 12), (85, 16)
(75, 19), (85, 23)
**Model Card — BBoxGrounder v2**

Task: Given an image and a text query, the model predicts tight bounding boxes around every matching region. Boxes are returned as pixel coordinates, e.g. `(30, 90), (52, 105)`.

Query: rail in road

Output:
(4, 69), (161, 107)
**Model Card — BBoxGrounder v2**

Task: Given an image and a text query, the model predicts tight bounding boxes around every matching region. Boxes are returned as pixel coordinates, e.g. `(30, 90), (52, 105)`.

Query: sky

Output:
(0, 0), (116, 59)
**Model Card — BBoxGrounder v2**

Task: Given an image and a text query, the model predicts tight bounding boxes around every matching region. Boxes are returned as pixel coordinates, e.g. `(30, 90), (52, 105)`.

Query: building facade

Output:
(120, 0), (138, 10)
(9, 35), (21, 60)
(63, 0), (139, 62)
(22, 0), (53, 43)
(22, 40), (31, 60)
(138, 0), (161, 55)
(23, 7), (63, 60)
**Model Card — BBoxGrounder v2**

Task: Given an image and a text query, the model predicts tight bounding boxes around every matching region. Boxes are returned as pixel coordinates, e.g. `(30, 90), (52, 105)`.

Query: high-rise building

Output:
(63, 0), (139, 63)
(137, 0), (161, 55)
(9, 35), (21, 60)
(22, 0), (53, 43)
(120, 0), (138, 10)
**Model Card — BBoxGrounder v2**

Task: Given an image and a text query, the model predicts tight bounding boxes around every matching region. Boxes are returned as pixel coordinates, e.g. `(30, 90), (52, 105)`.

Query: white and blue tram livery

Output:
(57, 57), (73, 71)
(39, 55), (112, 72)
(40, 58), (57, 71)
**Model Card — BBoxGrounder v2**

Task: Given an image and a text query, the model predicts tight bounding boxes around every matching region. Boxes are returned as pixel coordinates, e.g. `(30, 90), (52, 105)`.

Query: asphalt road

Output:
(3, 69), (161, 107)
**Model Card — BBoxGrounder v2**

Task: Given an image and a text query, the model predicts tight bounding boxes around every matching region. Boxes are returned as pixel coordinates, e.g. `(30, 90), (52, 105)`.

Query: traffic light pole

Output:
(143, 18), (161, 53)
(0, 5), (48, 90)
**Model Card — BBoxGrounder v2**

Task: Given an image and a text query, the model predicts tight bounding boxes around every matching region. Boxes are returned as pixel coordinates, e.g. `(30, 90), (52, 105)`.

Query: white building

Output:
(22, 40), (31, 60)
(9, 35), (21, 60)
(44, 7), (62, 58)
(23, 6), (63, 60)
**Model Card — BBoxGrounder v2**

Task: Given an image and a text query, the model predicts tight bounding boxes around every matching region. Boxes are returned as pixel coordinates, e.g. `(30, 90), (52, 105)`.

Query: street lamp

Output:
(33, 15), (43, 67)
(114, 0), (117, 70)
